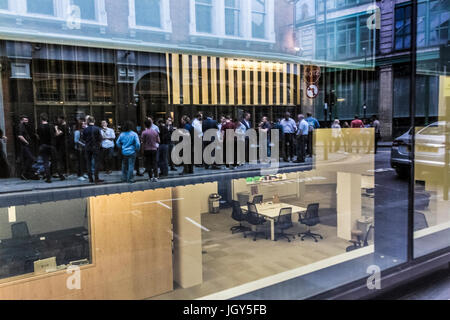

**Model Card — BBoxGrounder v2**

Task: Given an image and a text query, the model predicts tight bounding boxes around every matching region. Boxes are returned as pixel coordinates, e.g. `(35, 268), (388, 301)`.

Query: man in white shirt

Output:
(192, 112), (203, 139)
(280, 112), (297, 162)
(295, 114), (309, 163)
(101, 120), (116, 174)
(192, 112), (203, 166)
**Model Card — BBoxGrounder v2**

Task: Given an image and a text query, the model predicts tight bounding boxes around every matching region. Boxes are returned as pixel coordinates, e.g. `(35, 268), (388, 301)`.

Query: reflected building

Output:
(0, 0), (300, 175)
(294, 0), (449, 139)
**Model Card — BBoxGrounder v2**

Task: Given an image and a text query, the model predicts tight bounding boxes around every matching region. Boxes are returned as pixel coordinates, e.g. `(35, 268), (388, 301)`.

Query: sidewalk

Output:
(0, 158), (313, 195)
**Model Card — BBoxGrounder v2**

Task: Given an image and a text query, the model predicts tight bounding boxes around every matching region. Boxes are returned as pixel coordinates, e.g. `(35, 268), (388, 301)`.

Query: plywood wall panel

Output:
(0, 189), (173, 300)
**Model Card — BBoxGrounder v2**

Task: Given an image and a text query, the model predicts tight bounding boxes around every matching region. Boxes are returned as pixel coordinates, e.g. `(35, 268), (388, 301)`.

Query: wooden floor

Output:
(150, 198), (349, 300)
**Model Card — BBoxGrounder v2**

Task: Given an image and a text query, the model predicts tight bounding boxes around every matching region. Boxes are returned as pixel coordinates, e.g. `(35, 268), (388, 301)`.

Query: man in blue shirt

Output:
(295, 114), (309, 163)
(279, 112), (297, 162)
(306, 112), (320, 157)
(116, 121), (141, 183)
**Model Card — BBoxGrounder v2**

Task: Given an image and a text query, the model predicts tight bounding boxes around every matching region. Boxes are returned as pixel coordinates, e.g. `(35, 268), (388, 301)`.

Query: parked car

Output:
(391, 128), (412, 178)
(391, 121), (449, 180)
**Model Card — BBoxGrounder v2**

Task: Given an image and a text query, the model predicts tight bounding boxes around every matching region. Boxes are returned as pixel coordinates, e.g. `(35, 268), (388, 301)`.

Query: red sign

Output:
(304, 65), (321, 84)
(306, 84), (319, 99)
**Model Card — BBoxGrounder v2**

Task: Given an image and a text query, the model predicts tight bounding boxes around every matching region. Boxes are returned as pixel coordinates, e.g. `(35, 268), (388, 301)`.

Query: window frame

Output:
(3, 0), (107, 25)
(395, 0), (450, 51)
(0, 0), (10, 13)
(225, 0), (241, 37)
(394, 4), (413, 51)
(315, 14), (375, 61)
(189, 0), (275, 43)
(194, 0), (215, 34)
(251, 0), (267, 39)
(67, 0), (107, 25)
(128, 0), (172, 33)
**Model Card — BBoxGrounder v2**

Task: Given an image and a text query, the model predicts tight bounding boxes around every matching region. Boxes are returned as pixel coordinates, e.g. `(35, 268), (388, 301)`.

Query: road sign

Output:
(304, 65), (321, 84)
(306, 84), (319, 99)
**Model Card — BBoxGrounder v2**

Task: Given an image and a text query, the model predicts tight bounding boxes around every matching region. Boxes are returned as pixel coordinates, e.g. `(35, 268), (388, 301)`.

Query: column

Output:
(378, 65), (393, 140)
(337, 172), (362, 240)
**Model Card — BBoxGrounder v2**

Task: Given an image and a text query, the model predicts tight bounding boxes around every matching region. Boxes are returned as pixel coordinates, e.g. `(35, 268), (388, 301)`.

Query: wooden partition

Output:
(0, 188), (173, 300)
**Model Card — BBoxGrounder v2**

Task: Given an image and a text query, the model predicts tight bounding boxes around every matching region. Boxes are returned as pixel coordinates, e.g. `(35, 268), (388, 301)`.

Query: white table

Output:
(241, 202), (307, 241)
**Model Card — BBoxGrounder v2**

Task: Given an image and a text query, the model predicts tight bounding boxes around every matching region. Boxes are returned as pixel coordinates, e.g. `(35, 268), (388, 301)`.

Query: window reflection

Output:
(196, 0), (213, 33)
(27, 0), (55, 16)
(0, 199), (91, 280)
(136, 0), (161, 28)
(72, 0), (96, 21)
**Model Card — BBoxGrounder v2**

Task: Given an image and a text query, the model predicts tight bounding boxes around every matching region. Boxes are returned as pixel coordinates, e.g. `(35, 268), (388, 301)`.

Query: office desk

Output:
(242, 203), (307, 241)
(0, 227), (89, 280)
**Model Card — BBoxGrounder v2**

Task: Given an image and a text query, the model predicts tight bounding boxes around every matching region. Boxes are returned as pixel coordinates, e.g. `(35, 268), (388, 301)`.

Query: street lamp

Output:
(363, 103), (367, 121)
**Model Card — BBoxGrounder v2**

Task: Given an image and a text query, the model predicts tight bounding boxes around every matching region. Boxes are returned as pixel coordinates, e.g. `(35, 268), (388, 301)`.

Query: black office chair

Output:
(244, 202), (268, 241)
(274, 207), (295, 242)
(11, 222), (30, 239)
(298, 203), (323, 242)
(252, 194), (263, 205)
(346, 225), (374, 252)
(230, 200), (251, 234)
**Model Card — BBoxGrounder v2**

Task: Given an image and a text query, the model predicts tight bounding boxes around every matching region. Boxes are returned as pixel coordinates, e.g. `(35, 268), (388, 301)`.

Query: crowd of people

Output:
(0, 111), (381, 184)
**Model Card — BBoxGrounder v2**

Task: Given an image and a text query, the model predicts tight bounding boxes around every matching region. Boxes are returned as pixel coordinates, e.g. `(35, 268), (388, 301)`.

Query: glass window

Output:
(429, 0), (450, 45)
(252, 0), (266, 39)
(417, 3), (427, 47)
(0, 0), (449, 302)
(35, 79), (61, 101)
(71, 0), (96, 21)
(395, 5), (412, 50)
(0, 199), (91, 281)
(225, 0), (240, 36)
(360, 15), (373, 57)
(135, 0), (161, 28)
(27, 0), (55, 16)
(336, 19), (357, 59)
(0, 0), (8, 10)
(64, 79), (89, 102)
(196, 0), (213, 33)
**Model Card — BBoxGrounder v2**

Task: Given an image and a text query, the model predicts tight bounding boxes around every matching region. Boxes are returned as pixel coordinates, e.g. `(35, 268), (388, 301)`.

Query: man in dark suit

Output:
(202, 113), (220, 169)
(240, 112), (251, 131)
(82, 116), (104, 184)
(240, 112), (251, 163)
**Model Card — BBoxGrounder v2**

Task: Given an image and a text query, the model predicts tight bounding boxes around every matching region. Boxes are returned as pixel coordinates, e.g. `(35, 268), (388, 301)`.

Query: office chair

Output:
(252, 194), (263, 205)
(414, 211), (429, 231)
(274, 207), (295, 242)
(346, 225), (374, 252)
(244, 202), (268, 241)
(230, 200), (251, 234)
(298, 203), (323, 242)
(11, 222), (31, 239)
